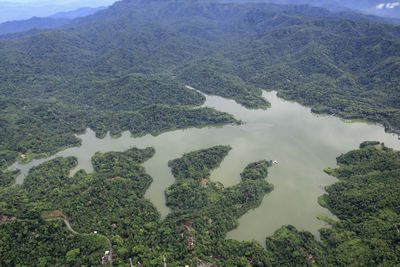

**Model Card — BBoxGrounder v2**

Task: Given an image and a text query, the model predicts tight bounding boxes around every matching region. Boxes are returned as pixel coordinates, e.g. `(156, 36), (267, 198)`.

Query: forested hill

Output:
(1, 0), (400, 163)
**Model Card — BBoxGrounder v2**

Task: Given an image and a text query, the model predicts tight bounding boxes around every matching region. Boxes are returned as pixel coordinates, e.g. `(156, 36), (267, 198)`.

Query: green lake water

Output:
(10, 89), (400, 246)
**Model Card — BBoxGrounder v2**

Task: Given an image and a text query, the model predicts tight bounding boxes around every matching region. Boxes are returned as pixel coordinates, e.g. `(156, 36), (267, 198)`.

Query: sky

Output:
(1, 0), (117, 4)
(0, 0), (118, 23)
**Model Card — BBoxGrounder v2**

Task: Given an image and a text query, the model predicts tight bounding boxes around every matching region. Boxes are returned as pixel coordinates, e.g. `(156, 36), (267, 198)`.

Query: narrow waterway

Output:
(9, 90), (400, 246)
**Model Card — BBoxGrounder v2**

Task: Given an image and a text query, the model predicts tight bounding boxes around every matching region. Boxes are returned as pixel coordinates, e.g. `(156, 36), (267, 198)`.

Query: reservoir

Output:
(9, 90), (400, 246)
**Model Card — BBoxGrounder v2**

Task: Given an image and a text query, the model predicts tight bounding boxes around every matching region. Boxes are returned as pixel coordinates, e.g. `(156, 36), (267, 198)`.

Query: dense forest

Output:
(0, 150), (19, 187)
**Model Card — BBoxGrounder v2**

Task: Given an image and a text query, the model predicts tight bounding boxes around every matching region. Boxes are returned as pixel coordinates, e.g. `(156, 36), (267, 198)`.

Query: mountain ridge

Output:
(0, 6), (107, 36)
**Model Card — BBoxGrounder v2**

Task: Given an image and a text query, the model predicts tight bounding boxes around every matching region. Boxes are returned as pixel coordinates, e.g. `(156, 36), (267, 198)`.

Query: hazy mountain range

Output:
(0, 0), (116, 23)
(0, 6), (107, 35)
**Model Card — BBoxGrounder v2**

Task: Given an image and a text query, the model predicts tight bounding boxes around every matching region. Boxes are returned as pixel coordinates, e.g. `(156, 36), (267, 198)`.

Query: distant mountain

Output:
(0, 6), (107, 36)
(49, 6), (107, 19)
(0, 17), (70, 36)
(0, 1), (115, 23)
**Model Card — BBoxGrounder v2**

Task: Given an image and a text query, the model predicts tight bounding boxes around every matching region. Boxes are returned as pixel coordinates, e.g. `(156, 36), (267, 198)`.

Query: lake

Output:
(9, 89), (400, 246)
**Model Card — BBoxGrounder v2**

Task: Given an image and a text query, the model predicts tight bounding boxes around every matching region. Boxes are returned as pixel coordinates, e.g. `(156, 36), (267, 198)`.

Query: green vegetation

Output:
(0, 150), (19, 187)
(77, 74), (205, 112)
(240, 160), (272, 181)
(182, 60), (270, 109)
(0, 150), (18, 170)
(265, 225), (325, 266)
(0, 220), (108, 266)
(0, 170), (19, 188)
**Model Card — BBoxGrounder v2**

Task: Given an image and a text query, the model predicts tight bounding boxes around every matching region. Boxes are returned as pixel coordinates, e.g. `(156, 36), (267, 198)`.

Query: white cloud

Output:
(376, 3), (385, 9)
(376, 2), (400, 9)
(386, 2), (400, 8)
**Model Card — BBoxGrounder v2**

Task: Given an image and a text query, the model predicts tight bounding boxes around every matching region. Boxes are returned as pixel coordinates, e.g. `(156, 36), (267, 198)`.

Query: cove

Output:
(9, 90), (400, 246)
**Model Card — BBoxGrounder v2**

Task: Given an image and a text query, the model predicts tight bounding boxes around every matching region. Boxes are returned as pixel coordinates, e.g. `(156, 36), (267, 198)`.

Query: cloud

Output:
(376, 2), (400, 9)
(386, 2), (400, 8)
(376, 3), (385, 9)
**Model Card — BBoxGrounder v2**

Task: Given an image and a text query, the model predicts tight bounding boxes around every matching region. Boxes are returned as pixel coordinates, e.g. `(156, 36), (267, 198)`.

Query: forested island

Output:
(1, 0), (400, 266)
